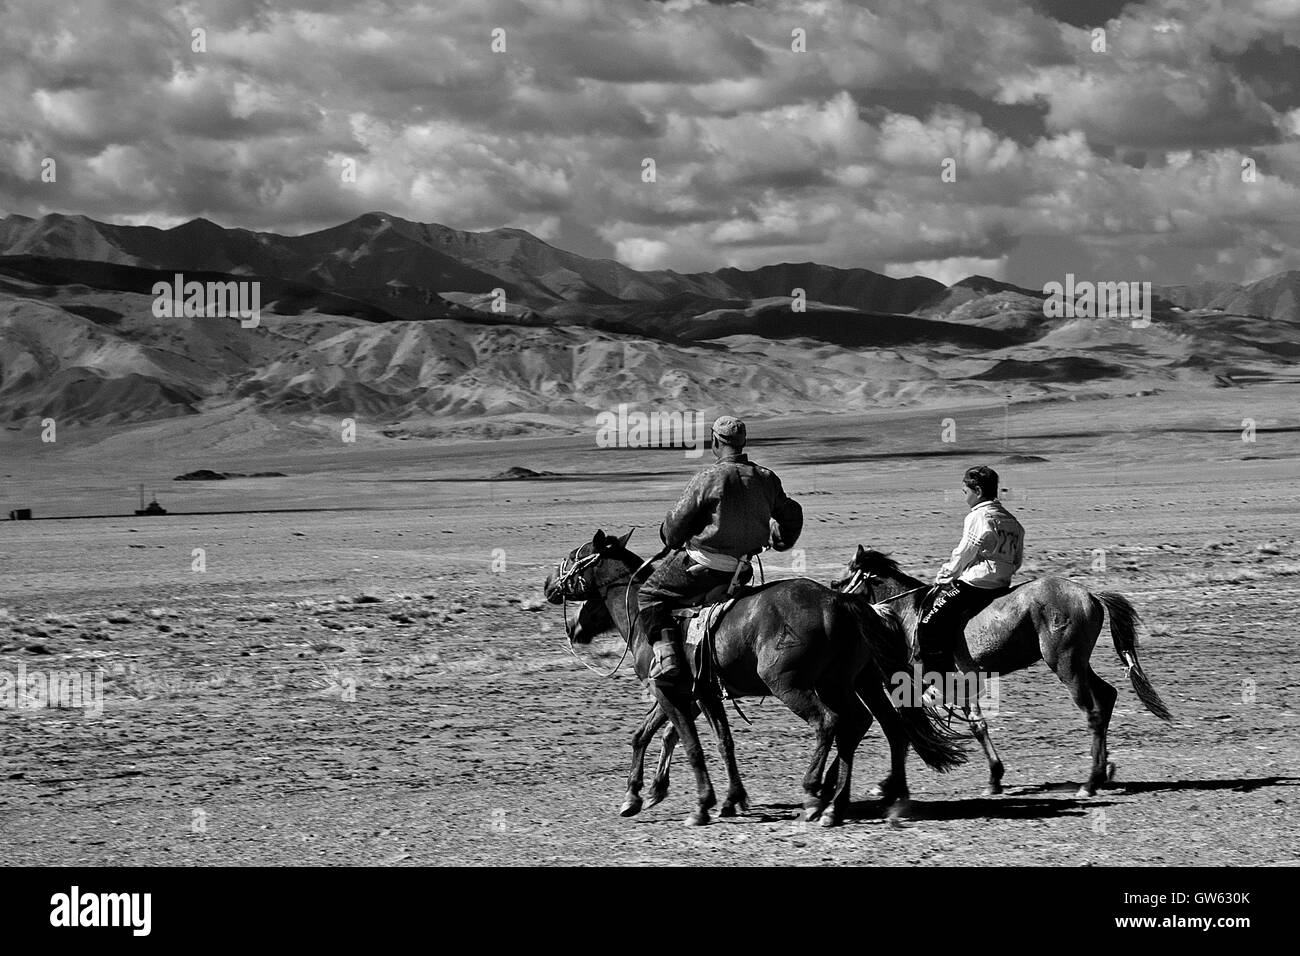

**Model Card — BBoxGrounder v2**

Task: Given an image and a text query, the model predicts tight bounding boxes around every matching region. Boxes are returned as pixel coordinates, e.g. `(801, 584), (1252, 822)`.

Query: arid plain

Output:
(1, 385), (1297, 865)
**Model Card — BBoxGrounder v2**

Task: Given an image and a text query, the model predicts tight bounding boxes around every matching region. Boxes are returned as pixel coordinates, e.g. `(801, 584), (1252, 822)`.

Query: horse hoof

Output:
(685, 810), (710, 827)
(983, 783), (1003, 796)
(619, 796), (643, 817)
(719, 802), (737, 818)
(1106, 762), (1117, 783)
(644, 788), (667, 811)
(872, 779), (901, 801)
(886, 798), (912, 822)
(819, 808), (841, 828)
(1076, 785), (1096, 798)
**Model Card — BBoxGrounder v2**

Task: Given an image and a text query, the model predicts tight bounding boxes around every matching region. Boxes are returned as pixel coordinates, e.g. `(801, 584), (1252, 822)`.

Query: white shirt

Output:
(937, 499), (1024, 588)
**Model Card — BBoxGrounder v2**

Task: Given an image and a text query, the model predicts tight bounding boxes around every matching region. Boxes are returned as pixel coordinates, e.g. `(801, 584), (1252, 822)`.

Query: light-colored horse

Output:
(832, 546), (1173, 797)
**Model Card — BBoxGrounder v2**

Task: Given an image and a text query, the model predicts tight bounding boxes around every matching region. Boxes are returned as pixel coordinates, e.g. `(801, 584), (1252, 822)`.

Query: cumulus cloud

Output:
(0, 0), (1297, 284)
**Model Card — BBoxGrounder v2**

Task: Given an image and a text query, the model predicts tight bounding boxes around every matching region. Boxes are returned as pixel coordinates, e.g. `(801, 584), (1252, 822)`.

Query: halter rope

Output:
(552, 541), (651, 680)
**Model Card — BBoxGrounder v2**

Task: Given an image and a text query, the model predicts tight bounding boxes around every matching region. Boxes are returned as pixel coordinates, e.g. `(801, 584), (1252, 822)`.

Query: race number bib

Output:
(985, 525), (1021, 561)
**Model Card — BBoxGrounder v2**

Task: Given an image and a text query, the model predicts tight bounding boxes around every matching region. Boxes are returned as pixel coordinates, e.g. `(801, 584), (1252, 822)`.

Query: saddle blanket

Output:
(680, 598), (737, 649)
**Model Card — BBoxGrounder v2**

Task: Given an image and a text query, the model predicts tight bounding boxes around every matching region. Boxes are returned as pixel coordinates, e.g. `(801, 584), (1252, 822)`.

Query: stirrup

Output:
(649, 640), (681, 682)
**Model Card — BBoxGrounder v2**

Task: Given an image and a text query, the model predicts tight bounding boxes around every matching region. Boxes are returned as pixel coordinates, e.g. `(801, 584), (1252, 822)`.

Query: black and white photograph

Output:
(0, 0), (1294, 911)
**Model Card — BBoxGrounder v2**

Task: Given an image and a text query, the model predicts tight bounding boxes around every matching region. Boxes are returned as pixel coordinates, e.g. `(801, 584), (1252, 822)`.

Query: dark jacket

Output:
(660, 453), (803, 558)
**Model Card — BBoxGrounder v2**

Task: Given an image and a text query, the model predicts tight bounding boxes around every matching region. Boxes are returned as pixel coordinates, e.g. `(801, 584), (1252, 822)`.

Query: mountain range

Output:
(0, 211), (1296, 438)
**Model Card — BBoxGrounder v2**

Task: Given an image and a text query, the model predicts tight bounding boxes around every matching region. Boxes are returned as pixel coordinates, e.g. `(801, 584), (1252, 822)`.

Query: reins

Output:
(560, 568), (637, 679)
(840, 573), (973, 723)
(877, 585), (928, 604)
(554, 539), (658, 681)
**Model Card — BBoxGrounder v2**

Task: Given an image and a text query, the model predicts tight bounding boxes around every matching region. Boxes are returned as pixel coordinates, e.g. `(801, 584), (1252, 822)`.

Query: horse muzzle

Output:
(542, 573), (565, 605)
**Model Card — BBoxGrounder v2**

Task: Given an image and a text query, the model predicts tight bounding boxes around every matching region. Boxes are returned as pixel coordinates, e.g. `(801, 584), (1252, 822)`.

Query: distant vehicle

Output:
(9, 508), (31, 520)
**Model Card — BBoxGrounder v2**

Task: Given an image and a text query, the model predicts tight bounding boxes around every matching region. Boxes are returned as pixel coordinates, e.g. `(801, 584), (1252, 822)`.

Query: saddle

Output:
(668, 554), (757, 687)
(673, 594), (737, 648)
(912, 581), (1020, 664)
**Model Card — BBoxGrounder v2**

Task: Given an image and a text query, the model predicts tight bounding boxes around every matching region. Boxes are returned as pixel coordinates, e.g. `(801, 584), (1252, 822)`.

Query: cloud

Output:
(612, 236), (671, 269)
(885, 256), (1007, 285)
(0, 0), (1297, 285)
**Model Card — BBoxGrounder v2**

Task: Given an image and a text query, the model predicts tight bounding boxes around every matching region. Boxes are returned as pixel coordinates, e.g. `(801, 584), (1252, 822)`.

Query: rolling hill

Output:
(0, 211), (1296, 437)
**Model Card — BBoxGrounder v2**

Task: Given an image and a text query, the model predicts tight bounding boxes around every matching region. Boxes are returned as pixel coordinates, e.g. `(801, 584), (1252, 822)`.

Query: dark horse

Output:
(833, 546), (1173, 796)
(544, 530), (966, 827)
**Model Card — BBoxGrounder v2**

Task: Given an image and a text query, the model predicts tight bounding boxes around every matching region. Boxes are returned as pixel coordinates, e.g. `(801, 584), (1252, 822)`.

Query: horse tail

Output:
(1093, 591), (1173, 722)
(838, 594), (968, 773)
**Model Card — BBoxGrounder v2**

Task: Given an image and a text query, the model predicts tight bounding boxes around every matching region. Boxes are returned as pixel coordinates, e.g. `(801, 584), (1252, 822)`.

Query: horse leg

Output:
(1053, 660), (1118, 797)
(621, 704), (668, 817)
(856, 672), (913, 819)
(651, 685), (717, 825)
(816, 681), (872, 828)
(1085, 668), (1118, 793)
(768, 684), (836, 821)
(697, 689), (748, 817)
(966, 692), (1005, 796)
(645, 722), (678, 810)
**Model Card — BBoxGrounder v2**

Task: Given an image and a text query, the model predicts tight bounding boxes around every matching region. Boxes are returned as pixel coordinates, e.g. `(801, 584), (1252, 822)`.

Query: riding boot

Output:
(649, 627), (684, 685)
(917, 623), (953, 701)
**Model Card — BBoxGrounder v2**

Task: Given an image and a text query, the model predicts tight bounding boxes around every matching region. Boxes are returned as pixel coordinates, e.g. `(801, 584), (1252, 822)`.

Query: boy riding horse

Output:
(637, 416), (803, 687)
(918, 465), (1024, 682)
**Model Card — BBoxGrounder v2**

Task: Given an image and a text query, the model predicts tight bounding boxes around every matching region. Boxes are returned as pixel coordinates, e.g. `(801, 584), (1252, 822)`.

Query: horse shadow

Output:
(706, 776), (1296, 827)
(742, 794), (1112, 824)
(1012, 774), (1300, 797)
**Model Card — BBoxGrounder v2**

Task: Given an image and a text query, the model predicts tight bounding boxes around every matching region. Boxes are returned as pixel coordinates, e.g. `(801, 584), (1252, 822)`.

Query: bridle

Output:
(835, 566), (926, 605)
(834, 564), (971, 726)
(551, 541), (648, 679)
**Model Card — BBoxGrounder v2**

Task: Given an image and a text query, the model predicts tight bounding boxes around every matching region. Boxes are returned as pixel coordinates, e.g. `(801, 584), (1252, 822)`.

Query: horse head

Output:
(568, 593), (617, 645)
(831, 545), (910, 600)
(543, 528), (636, 605)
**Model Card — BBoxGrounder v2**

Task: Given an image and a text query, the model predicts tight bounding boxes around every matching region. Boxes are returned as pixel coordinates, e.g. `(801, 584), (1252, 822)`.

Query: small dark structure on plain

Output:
(9, 508), (31, 520)
(134, 484), (168, 516)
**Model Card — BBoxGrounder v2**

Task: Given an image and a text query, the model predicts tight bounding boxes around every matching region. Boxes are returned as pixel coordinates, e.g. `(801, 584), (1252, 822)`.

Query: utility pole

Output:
(1003, 395), (1011, 452)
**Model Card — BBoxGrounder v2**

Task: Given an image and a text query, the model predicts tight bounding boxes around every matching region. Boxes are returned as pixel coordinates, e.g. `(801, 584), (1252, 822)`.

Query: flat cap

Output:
(712, 415), (747, 445)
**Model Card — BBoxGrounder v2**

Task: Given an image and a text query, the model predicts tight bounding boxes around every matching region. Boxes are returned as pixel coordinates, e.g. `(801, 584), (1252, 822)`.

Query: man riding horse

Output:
(637, 415), (804, 686)
(918, 465), (1024, 684)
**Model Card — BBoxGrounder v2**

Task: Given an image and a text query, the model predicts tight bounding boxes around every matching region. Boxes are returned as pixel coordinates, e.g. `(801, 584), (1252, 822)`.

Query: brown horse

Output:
(832, 546), (1173, 797)
(543, 530), (966, 827)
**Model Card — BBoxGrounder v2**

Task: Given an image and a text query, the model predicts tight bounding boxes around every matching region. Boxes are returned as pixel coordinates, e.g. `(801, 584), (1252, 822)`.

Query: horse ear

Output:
(592, 530), (607, 549)
(616, 528), (634, 549)
(856, 544), (867, 560)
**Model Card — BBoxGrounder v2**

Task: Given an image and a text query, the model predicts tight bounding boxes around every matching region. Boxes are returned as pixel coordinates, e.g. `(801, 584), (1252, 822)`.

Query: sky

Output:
(1, 0), (1299, 287)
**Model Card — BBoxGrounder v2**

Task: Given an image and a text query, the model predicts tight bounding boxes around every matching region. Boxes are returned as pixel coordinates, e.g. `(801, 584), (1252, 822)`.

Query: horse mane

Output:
(857, 549), (926, 590)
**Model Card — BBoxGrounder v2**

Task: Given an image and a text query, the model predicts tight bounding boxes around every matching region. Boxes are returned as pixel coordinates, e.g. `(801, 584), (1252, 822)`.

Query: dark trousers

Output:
(917, 581), (1008, 669)
(636, 551), (750, 643)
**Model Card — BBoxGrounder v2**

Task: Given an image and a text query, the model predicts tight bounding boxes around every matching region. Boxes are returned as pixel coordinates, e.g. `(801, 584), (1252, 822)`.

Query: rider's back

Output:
(663, 455), (802, 559)
(957, 499), (1024, 588)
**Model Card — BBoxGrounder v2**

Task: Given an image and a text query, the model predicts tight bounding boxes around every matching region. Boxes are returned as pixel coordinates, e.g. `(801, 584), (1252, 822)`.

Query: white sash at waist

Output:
(685, 547), (741, 572)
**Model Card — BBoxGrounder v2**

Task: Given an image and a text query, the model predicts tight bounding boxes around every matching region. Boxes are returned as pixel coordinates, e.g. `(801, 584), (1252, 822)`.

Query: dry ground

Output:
(1, 388), (1298, 865)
